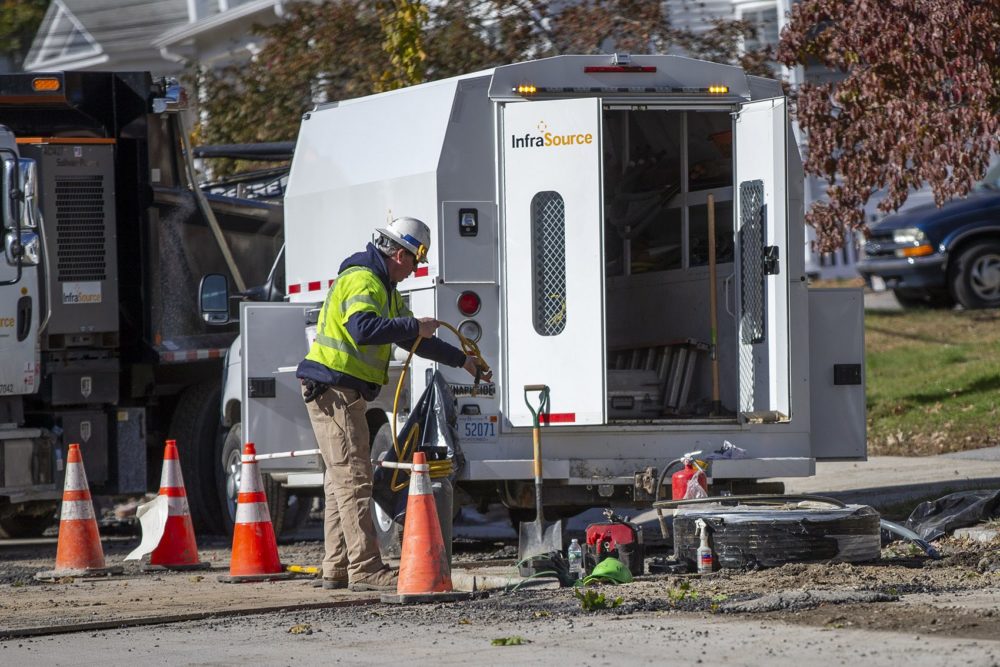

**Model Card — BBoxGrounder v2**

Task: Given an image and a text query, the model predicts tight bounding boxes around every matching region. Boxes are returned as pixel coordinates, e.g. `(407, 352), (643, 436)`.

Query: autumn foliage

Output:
(777, 0), (1000, 251)
(195, 0), (770, 175)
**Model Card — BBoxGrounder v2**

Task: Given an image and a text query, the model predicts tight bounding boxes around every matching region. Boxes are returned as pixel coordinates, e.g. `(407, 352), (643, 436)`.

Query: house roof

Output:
(23, 0), (188, 73)
(154, 0), (278, 49)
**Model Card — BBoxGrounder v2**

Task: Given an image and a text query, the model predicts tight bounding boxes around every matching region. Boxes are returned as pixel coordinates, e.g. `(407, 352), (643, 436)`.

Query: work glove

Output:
(302, 379), (328, 403)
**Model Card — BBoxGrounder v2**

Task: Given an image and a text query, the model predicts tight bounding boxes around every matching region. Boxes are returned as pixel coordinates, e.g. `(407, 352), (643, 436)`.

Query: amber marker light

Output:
(900, 244), (935, 258)
(708, 85), (730, 94)
(32, 78), (61, 92)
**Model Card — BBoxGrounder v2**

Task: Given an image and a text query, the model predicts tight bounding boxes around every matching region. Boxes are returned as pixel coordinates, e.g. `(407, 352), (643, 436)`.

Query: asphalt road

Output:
(3, 601), (998, 666)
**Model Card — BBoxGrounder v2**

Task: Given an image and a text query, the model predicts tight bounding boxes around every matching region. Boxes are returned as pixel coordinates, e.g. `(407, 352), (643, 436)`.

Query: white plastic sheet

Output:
(124, 495), (169, 561)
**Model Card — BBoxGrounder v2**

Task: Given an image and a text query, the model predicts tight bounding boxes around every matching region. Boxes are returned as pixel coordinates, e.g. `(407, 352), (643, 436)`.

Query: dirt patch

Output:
(3, 532), (1000, 642)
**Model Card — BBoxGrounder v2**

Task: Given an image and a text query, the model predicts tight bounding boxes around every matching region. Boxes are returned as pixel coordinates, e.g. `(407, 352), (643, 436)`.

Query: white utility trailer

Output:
(219, 54), (865, 525)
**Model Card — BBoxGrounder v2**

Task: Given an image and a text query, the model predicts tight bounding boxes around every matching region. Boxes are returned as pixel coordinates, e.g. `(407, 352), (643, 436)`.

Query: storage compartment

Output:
(602, 108), (738, 422)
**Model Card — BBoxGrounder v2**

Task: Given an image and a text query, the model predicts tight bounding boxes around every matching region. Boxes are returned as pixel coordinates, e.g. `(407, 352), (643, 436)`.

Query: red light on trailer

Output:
(457, 291), (481, 316)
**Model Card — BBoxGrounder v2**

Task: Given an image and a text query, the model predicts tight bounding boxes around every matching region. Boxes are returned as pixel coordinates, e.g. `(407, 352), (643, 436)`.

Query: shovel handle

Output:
(524, 384), (550, 522)
(532, 424), (543, 482)
(523, 384), (550, 429)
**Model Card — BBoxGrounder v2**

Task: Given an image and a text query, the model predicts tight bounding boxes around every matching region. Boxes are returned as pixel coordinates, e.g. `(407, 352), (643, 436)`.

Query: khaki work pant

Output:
(302, 385), (385, 580)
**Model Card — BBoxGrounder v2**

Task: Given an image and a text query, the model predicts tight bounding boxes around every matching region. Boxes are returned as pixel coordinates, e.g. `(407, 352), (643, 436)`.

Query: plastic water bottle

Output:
(567, 538), (584, 580)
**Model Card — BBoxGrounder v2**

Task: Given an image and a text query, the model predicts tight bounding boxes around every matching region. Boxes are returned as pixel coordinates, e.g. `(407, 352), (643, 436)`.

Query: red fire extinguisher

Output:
(671, 458), (708, 500)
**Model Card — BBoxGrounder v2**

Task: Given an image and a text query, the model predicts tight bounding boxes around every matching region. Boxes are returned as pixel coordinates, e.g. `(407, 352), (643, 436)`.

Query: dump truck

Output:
(0, 72), (282, 536)
(204, 54), (866, 541)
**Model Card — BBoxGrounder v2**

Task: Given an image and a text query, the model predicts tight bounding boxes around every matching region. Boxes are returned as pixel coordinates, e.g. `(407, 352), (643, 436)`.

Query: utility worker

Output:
(297, 216), (489, 592)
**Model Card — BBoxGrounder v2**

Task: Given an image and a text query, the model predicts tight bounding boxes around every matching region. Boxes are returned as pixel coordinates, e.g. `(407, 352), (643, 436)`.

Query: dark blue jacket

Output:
(296, 243), (466, 400)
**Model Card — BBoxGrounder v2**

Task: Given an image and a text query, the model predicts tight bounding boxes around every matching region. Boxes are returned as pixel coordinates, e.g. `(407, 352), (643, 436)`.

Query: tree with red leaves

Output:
(195, 0), (771, 175)
(777, 0), (1000, 250)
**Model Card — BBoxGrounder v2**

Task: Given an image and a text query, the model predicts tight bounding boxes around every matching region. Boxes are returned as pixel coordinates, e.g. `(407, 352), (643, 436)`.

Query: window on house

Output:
(741, 6), (780, 52)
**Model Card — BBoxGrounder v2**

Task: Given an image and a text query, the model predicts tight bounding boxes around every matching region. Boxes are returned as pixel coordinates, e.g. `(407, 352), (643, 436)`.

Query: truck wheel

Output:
(217, 423), (310, 536)
(369, 422), (403, 558)
(950, 241), (1000, 309)
(170, 381), (226, 535)
(0, 501), (58, 538)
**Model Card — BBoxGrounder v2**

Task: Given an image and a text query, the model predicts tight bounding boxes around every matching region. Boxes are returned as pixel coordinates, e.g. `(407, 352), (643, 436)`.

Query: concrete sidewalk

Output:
(774, 446), (1000, 515)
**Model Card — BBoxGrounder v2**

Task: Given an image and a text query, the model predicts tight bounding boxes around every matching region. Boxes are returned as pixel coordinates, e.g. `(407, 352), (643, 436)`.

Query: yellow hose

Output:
(388, 322), (489, 492)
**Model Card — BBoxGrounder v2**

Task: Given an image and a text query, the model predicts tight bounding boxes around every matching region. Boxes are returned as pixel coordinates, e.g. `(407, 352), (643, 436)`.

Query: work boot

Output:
(312, 577), (348, 590)
(348, 566), (398, 592)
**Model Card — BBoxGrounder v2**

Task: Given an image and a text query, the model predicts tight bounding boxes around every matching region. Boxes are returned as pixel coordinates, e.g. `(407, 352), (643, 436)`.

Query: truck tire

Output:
(369, 422), (403, 558)
(169, 381), (226, 535)
(217, 422), (310, 536)
(0, 501), (58, 538)
(950, 241), (1000, 309)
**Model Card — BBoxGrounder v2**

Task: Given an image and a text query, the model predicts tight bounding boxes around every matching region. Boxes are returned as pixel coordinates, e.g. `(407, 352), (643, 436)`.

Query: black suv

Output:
(858, 163), (1000, 309)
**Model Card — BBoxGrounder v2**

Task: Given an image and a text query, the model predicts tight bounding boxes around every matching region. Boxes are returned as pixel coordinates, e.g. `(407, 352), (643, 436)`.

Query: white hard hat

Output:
(377, 216), (431, 263)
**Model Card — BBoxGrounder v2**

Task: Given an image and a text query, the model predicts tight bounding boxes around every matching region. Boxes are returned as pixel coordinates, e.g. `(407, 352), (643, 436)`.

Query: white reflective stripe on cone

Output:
(238, 464), (264, 493)
(63, 462), (90, 491)
(165, 496), (191, 516)
(160, 459), (184, 488)
(409, 470), (432, 496)
(235, 501), (270, 525)
(61, 499), (96, 521)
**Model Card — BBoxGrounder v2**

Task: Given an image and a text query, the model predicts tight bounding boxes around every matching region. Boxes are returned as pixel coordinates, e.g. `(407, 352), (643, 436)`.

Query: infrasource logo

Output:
(511, 121), (594, 149)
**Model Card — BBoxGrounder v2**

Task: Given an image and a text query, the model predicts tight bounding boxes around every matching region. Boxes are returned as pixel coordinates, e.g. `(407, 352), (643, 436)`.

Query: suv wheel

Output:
(950, 241), (1000, 309)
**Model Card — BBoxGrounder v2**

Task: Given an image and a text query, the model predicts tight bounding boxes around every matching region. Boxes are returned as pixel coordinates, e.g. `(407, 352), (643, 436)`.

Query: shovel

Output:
(517, 384), (564, 575)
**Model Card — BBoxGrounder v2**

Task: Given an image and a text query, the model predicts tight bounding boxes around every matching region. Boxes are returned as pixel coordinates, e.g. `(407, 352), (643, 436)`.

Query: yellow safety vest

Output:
(305, 266), (412, 385)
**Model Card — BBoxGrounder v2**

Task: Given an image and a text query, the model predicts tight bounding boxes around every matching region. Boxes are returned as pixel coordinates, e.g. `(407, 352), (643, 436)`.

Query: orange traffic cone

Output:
(141, 440), (210, 571)
(36, 443), (123, 581)
(382, 452), (470, 603)
(218, 442), (293, 583)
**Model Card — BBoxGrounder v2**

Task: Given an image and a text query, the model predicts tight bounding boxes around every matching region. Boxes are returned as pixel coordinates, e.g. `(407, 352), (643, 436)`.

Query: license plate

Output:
(457, 415), (499, 443)
(870, 275), (886, 292)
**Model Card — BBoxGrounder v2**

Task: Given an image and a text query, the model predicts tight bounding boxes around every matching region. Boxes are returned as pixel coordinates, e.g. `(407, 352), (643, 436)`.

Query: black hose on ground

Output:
(654, 458), (685, 539)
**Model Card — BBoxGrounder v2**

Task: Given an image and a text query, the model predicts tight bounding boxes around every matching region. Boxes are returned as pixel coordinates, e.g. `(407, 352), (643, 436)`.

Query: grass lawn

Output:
(865, 308), (1000, 455)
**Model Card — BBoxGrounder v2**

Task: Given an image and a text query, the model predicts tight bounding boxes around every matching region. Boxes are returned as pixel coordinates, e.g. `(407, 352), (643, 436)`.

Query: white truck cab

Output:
(220, 54), (865, 527)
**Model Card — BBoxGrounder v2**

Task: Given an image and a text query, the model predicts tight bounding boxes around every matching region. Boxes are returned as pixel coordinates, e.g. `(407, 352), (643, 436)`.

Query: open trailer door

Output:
(501, 97), (605, 427)
(734, 98), (790, 423)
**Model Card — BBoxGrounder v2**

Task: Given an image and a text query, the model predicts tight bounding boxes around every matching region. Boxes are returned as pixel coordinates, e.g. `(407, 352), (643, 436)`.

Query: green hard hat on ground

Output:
(581, 557), (634, 585)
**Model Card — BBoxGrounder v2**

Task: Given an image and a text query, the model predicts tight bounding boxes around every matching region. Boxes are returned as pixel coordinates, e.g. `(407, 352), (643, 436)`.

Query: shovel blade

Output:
(517, 518), (564, 563)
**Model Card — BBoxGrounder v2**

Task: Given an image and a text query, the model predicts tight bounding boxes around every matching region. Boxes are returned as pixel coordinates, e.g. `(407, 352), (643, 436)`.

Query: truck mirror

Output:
(18, 158), (40, 230)
(6, 230), (38, 266)
(199, 273), (230, 324)
(1, 154), (16, 231)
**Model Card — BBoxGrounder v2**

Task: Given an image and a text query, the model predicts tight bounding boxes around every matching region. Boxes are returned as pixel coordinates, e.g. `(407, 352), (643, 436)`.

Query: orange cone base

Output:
(142, 561), (211, 572)
(380, 591), (474, 604)
(217, 571), (298, 583)
(144, 515), (209, 571)
(35, 563), (124, 581)
(396, 494), (453, 594)
(217, 522), (297, 584)
(36, 520), (124, 581)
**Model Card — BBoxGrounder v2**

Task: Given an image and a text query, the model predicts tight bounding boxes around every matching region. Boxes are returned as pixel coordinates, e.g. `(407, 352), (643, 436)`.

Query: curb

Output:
(0, 597), (378, 640)
(806, 477), (1000, 517)
(954, 527), (1000, 543)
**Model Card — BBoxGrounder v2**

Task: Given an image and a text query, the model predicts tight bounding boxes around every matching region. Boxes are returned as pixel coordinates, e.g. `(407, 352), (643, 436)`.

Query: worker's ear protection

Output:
(414, 243), (427, 263)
